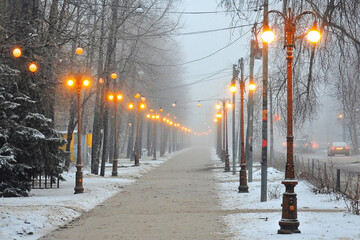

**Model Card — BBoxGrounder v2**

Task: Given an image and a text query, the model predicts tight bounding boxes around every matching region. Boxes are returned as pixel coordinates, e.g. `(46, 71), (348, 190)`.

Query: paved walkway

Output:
(41, 148), (230, 240)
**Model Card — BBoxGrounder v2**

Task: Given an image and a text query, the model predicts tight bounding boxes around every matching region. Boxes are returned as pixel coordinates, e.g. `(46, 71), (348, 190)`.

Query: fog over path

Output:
(41, 148), (230, 240)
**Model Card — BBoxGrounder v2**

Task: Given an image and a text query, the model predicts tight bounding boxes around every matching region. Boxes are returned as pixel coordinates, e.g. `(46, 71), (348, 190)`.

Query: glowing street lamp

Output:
(12, 47), (22, 58)
(307, 22), (321, 43)
(230, 84), (236, 93)
(107, 92), (123, 176)
(249, 82), (256, 91)
(66, 74), (91, 194)
(28, 62), (38, 73)
(219, 98), (231, 172)
(133, 96), (146, 166)
(151, 113), (161, 160)
(75, 47), (84, 55)
(262, 8), (321, 234)
(261, 25), (275, 43)
(111, 72), (117, 79)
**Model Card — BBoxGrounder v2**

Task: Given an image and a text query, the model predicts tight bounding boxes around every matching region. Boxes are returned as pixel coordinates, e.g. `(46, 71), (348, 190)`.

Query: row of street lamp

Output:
(216, 7), (321, 235)
(64, 47), (192, 194)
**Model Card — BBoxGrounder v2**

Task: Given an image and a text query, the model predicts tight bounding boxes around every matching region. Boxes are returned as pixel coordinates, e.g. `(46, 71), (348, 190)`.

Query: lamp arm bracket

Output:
(295, 11), (317, 24)
(266, 10), (286, 23)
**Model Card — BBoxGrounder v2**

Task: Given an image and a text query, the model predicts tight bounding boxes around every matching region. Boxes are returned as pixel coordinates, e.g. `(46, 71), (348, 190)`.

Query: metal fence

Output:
(30, 171), (60, 189)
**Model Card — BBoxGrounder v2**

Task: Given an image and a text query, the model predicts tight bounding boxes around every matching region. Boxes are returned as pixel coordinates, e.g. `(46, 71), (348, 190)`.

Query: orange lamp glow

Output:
(216, 113), (222, 118)
(83, 79), (90, 87)
(128, 103), (134, 109)
(197, 103), (201, 107)
(135, 93), (140, 98)
(146, 114), (151, 118)
(12, 47), (22, 58)
(216, 104), (221, 110)
(75, 47), (84, 55)
(28, 63), (38, 73)
(116, 94), (122, 100)
(67, 79), (75, 87)
(151, 115), (155, 119)
(249, 83), (256, 91)
(111, 72), (117, 79)
(108, 94), (115, 101)
(307, 22), (321, 43)
(156, 115), (160, 119)
(227, 103), (232, 108)
(261, 25), (275, 43)
(230, 84), (236, 93)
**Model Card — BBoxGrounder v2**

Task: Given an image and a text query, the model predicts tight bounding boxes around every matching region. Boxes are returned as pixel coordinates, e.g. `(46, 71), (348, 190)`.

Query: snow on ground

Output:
(0, 152), (180, 240)
(211, 150), (360, 240)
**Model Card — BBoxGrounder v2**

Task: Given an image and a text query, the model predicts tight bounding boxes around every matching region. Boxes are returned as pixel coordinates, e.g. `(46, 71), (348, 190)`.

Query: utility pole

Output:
(238, 58), (249, 193)
(245, 38), (256, 182)
(232, 64), (239, 174)
(261, 0), (269, 202)
(269, 81), (274, 167)
(222, 100), (226, 162)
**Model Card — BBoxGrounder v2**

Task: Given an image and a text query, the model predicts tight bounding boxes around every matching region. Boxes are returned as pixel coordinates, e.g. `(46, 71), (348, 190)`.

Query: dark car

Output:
(327, 142), (350, 156)
(282, 139), (318, 154)
(294, 139), (310, 153)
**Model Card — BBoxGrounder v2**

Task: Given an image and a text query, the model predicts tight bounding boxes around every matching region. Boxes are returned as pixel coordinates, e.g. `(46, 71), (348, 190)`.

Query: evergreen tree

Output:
(0, 72), (66, 197)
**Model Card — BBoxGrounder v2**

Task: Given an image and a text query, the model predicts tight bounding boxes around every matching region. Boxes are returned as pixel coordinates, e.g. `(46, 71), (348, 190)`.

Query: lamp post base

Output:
(278, 219), (300, 234)
(238, 164), (249, 192)
(112, 159), (118, 176)
(278, 180), (300, 234)
(238, 185), (249, 193)
(134, 153), (140, 166)
(74, 164), (84, 194)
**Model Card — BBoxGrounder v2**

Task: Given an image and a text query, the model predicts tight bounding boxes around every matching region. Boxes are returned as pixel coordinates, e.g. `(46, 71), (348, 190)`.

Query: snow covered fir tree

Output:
(0, 66), (66, 197)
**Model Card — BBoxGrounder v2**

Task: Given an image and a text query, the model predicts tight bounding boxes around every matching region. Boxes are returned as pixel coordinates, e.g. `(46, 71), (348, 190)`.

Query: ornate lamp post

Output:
(107, 92), (123, 176)
(238, 58), (256, 193)
(66, 59), (91, 194)
(219, 99), (231, 172)
(261, 8), (321, 234)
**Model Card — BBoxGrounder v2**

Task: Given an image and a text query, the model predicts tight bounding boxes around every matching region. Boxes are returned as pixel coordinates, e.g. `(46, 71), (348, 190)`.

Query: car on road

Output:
(282, 139), (319, 154)
(327, 142), (350, 156)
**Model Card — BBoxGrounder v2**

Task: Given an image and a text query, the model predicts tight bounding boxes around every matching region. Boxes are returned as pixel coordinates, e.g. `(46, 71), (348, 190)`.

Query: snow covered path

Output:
(40, 147), (230, 240)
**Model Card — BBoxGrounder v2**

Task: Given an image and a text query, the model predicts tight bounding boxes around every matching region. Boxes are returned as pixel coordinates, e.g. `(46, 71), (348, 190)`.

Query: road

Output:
(294, 150), (360, 173)
(40, 148), (230, 240)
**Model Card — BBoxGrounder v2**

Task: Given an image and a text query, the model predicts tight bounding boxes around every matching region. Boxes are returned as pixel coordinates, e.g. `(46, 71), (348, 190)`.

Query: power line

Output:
(123, 23), (254, 40)
(156, 73), (232, 91)
(172, 23), (254, 36)
(150, 27), (252, 67)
